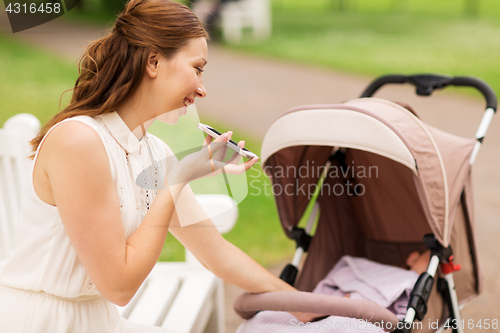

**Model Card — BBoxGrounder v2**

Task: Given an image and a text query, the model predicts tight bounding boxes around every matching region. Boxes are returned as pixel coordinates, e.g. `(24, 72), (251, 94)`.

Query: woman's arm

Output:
(43, 121), (184, 306)
(44, 121), (253, 306)
(170, 210), (327, 323)
(170, 189), (331, 323)
(169, 213), (295, 293)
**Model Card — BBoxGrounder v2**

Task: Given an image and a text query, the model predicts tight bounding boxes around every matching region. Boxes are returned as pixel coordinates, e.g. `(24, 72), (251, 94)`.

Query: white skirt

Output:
(0, 283), (178, 333)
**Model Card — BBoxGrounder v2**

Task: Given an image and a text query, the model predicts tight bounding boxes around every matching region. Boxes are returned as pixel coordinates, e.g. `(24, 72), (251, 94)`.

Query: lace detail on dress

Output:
(118, 182), (126, 216)
(83, 274), (98, 294)
(121, 137), (162, 217)
(144, 159), (160, 211)
(119, 152), (129, 214)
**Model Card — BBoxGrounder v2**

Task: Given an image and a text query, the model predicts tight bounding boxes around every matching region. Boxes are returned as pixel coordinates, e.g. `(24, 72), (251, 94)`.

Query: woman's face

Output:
(154, 37), (208, 124)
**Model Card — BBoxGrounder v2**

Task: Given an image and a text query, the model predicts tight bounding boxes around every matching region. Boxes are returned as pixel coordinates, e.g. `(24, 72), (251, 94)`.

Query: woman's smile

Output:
(183, 97), (194, 107)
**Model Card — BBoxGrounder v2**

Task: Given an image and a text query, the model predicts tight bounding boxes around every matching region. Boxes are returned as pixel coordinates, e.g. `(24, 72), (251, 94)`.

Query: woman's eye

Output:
(195, 67), (204, 75)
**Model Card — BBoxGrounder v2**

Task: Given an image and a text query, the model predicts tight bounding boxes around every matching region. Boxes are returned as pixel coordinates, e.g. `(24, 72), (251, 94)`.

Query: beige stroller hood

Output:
(260, 98), (481, 301)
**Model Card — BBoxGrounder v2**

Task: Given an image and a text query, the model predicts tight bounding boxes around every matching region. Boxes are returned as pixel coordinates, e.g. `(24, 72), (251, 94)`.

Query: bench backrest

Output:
(0, 114), (238, 264)
(0, 114), (41, 261)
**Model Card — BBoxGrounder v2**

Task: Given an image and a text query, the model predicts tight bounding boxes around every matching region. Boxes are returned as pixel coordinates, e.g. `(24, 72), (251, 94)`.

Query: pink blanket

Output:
(236, 256), (419, 333)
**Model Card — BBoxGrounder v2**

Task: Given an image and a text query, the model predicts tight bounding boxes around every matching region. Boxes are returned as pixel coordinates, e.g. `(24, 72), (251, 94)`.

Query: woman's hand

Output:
(290, 312), (328, 323)
(167, 131), (259, 187)
(289, 294), (350, 323)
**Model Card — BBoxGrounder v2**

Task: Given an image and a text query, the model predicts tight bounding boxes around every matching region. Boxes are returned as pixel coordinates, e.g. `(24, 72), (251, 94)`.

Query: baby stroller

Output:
(233, 74), (497, 332)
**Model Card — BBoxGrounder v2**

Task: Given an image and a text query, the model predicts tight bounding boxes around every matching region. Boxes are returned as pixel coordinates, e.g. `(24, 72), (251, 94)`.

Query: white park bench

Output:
(192, 0), (271, 44)
(220, 0), (271, 43)
(0, 114), (236, 333)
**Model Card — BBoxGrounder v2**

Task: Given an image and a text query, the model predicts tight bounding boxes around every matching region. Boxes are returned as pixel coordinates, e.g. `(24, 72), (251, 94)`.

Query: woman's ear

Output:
(145, 51), (160, 78)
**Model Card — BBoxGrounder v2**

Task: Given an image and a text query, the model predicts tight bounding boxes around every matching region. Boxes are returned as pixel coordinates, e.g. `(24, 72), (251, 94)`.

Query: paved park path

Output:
(2, 11), (499, 333)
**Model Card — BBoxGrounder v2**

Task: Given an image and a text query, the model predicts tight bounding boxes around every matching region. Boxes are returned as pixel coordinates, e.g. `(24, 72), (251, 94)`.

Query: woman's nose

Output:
(196, 82), (207, 98)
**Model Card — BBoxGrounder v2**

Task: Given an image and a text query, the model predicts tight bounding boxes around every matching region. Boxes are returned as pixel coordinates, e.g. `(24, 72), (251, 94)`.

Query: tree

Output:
(102, 0), (127, 15)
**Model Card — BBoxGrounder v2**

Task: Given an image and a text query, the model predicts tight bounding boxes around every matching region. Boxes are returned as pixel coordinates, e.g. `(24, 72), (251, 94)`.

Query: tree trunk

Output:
(464, 0), (480, 17)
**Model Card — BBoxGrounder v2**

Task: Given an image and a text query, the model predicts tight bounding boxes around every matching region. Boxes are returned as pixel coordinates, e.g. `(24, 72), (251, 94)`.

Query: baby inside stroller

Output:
(233, 74), (497, 332)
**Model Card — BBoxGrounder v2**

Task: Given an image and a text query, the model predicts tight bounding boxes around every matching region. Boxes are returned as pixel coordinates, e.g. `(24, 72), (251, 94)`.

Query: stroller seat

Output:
(234, 74), (496, 333)
(236, 254), (448, 333)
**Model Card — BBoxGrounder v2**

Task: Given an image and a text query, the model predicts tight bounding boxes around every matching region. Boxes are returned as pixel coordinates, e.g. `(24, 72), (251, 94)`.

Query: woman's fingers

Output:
(243, 156), (259, 171)
(202, 134), (213, 148)
(228, 140), (244, 165)
(214, 131), (232, 161)
(185, 132), (259, 182)
(204, 132), (229, 159)
(211, 156), (259, 175)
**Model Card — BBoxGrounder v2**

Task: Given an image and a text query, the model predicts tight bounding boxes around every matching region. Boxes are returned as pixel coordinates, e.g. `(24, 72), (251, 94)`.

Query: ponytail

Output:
(29, 0), (208, 159)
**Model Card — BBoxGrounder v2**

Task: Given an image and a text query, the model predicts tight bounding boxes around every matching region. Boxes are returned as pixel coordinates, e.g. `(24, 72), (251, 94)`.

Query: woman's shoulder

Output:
(46, 115), (109, 146)
(44, 115), (104, 137)
(67, 115), (105, 131)
(39, 116), (117, 182)
(44, 119), (105, 153)
(39, 116), (111, 162)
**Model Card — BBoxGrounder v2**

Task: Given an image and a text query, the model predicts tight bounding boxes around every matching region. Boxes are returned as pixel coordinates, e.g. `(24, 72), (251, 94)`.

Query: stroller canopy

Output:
(261, 98), (476, 248)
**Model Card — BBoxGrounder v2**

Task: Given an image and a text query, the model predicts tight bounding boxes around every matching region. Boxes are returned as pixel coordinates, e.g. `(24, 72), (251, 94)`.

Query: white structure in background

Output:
(220, 0), (272, 43)
(192, 0), (271, 44)
(0, 114), (239, 333)
(0, 113), (40, 266)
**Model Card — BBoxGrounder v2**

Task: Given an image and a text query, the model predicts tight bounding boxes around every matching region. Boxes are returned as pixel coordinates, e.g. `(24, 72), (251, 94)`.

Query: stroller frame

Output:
(277, 74), (497, 333)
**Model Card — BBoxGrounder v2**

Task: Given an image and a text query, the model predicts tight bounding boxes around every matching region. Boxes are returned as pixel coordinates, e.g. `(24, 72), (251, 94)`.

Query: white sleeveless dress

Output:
(0, 112), (178, 333)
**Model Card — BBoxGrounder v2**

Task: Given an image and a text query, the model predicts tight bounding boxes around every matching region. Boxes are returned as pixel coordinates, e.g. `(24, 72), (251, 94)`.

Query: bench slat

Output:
(161, 275), (218, 333)
(127, 277), (181, 326)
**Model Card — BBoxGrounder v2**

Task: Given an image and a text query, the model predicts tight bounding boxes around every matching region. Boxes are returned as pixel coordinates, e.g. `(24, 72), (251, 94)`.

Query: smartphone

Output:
(197, 123), (258, 159)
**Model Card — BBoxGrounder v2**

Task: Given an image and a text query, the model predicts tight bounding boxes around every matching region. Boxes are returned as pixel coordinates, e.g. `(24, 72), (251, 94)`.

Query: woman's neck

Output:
(116, 97), (156, 141)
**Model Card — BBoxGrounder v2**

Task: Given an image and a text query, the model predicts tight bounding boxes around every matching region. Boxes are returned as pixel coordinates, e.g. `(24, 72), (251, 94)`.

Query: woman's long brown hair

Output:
(28, 0), (208, 159)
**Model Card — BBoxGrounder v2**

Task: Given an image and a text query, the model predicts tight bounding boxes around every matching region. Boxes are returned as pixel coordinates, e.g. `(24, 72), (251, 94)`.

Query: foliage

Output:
(0, 35), (76, 127)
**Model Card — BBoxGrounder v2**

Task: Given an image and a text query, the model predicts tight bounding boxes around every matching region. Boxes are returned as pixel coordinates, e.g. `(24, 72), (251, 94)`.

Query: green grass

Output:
(0, 34), (295, 268)
(274, 0), (500, 17)
(0, 35), (77, 127)
(223, 0), (500, 98)
(60, 0), (500, 98)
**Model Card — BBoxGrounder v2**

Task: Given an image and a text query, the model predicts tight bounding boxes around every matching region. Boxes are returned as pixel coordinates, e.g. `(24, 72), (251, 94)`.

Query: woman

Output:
(0, 0), (318, 332)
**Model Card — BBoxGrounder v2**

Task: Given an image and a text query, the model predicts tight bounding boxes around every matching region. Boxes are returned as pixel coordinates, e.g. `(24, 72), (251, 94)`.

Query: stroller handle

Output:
(361, 74), (497, 112)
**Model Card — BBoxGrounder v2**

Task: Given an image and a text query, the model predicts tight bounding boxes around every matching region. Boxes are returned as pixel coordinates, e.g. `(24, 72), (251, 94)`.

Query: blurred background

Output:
(1, 0), (499, 331)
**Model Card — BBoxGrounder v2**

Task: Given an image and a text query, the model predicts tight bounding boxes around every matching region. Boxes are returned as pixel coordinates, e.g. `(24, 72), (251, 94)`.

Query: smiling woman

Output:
(28, 0), (208, 149)
(0, 0), (297, 332)
(135, 37), (208, 126)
